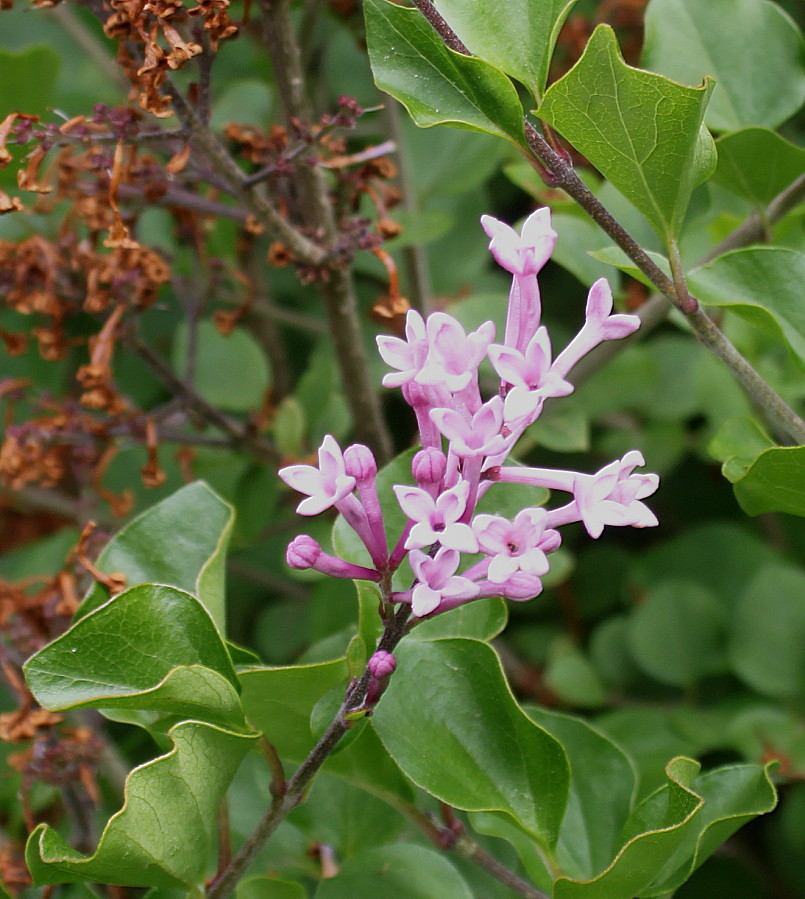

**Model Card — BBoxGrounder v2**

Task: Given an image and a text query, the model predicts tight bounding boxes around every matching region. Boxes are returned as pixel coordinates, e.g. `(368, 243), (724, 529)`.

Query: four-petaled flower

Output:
(278, 435), (355, 515)
(481, 208), (557, 276)
(408, 547), (479, 617)
(393, 480), (478, 552)
(280, 209), (659, 627)
(472, 508), (561, 583)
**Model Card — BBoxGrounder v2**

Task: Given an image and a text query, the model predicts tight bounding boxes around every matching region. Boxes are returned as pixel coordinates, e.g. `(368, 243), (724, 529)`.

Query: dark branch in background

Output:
(130, 335), (279, 465)
(256, 0), (393, 463)
(408, 0), (805, 445)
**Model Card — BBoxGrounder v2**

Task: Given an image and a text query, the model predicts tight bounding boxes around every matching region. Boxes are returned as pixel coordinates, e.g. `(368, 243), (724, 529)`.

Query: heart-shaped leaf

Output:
(538, 25), (715, 240)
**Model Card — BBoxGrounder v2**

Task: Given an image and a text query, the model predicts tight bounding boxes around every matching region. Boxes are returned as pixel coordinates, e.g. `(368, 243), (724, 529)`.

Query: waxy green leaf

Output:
(554, 758), (776, 898)
(709, 417), (776, 484)
(371, 638), (570, 847)
(712, 128), (805, 207)
(239, 658), (348, 759)
(538, 25), (715, 239)
(364, 0), (527, 146)
(643, 0), (805, 133)
(26, 721), (257, 888)
(732, 446), (805, 518)
(25, 584), (246, 730)
(79, 482), (234, 632)
(432, 0), (578, 101)
(527, 709), (636, 881)
(688, 248), (805, 368)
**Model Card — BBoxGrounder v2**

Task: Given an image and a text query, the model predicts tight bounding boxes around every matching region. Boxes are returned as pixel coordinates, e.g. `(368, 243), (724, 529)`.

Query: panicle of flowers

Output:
(279, 209), (659, 619)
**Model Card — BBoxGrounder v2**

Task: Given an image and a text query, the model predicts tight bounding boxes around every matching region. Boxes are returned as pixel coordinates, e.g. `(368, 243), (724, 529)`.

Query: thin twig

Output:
(256, 0), (393, 462)
(408, 0), (805, 445)
(206, 605), (412, 899)
(130, 335), (279, 464)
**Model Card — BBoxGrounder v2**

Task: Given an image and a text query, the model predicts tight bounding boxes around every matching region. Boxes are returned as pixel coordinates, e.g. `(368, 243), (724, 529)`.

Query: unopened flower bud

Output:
(287, 535), (321, 569)
(368, 650), (396, 679)
(344, 443), (377, 481)
(412, 447), (447, 486)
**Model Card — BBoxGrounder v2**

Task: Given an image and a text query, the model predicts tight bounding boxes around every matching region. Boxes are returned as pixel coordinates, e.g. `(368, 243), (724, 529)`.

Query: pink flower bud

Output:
(344, 443), (377, 481)
(412, 447), (447, 486)
(368, 650), (396, 679)
(287, 535), (321, 569)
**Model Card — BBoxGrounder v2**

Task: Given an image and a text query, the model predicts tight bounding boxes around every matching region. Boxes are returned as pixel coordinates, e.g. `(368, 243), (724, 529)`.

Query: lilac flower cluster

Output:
(280, 210), (659, 618)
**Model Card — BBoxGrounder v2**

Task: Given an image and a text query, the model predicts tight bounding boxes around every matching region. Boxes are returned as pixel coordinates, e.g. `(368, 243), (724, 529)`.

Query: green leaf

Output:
(543, 638), (609, 708)
(364, 0), (527, 146)
(371, 638), (570, 847)
(642, 0), (805, 132)
(538, 25), (715, 239)
(628, 580), (727, 688)
(172, 320), (271, 412)
(79, 481), (234, 633)
(712, 128), (805, 207)
(314, 844), (473, 899)
(732, 445), (805, 517)
(239, 659), (348, 759)
(688, 247), (805, 367)
(635, 763), (778, 896)
(708, 417), (775, 483)
(431, 0), (579, 100)
(25, 585), (246, 730)
(0, 46), (60, 118)
(729, 563), (805, 699)
(554, 757), (775, 898)
(26, 720), (257, 888)
(526, 709), (636, 881)
(272, 397), (306, 458)
(588, 246), (671, 289)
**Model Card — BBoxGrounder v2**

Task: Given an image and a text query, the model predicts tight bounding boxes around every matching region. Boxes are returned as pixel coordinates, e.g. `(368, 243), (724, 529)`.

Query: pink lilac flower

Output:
(407, 547), (479, 617)
(278, 434), (355, 515)
(376, 309), (429, 388)
(481, 209), (557, 277)
(416, 312), (495, 399)
(482, 209), (557, 353)
(430, 396), (509, 459)
(570, 450), (660, 538)
(286, 535), (381, 581)
(488, 326), (574, 424)
(552, 279), (641, 379)
(472, 508), (561, 583)
(393, 480), (478, 552)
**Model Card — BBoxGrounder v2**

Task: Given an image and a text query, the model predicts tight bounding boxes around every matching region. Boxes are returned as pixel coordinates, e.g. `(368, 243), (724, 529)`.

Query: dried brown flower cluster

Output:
(106, 0), (237, 115)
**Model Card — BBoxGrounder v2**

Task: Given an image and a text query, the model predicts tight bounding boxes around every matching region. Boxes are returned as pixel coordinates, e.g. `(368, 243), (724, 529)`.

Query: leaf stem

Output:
(206, 605), (412, 899)
(406, 3), (805, 445)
